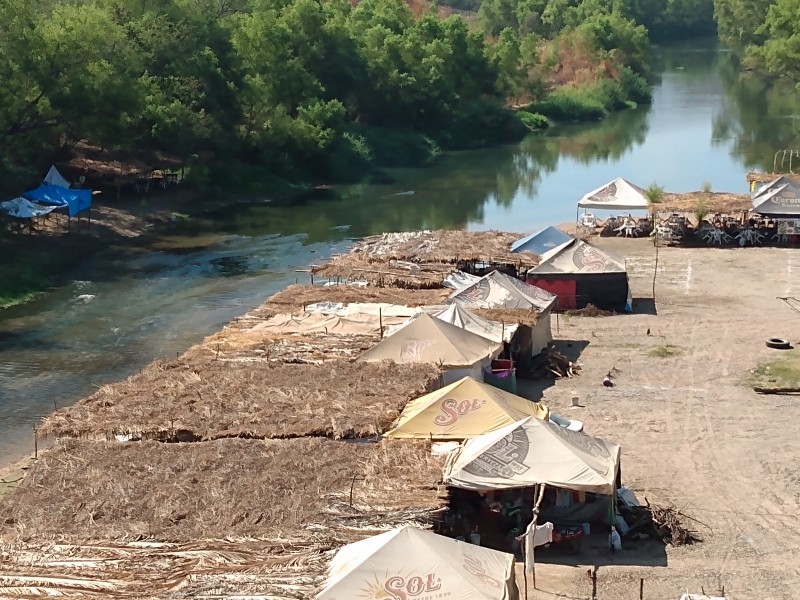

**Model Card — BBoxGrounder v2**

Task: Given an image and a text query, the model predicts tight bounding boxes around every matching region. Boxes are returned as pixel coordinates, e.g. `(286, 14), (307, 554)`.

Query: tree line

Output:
(3, 0), (787, 196)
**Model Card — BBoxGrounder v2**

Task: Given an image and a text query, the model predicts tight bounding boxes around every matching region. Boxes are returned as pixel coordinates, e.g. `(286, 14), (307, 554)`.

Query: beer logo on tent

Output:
(462, 428), (530, 478)
(434, 397), (485, 426)
(463, 554), (502, 589)
(357, 572), (445, 600)
(594, 182), (617, 201)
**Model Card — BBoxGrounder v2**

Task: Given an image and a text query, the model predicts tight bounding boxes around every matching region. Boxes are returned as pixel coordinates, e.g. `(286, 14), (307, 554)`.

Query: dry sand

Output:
(517, 237), (800, 600)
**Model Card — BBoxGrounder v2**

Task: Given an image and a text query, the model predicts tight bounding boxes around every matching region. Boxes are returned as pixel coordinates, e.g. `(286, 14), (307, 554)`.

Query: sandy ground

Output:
(514, 237), (800, 600)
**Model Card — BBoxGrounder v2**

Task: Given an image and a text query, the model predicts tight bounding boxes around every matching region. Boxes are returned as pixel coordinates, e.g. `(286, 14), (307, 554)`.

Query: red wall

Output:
(528, 278), (577, 310)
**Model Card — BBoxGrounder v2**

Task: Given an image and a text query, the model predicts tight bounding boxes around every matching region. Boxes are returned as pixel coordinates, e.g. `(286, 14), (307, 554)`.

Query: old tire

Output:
(766, 338), (792, 350)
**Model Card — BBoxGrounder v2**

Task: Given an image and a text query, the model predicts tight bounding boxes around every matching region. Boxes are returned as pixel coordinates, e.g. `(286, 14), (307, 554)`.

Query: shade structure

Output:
(751, 182), (800, 218)
(527, 239), (629, 310)
(384, 376), (548, 440)
(317, 525), (519, 600)
(577, 177), (648, 210)
(0, 197), (58, 219)
(357, 313), (502, 384)
(447, 270), (556, 313)
(444, 416), (621, 494)
(23, 185), (91, 217)
(510, 226), (574, 261)
(751, 176), (795, 200)
(43, 165), (70, 188)
(433, 304), (517, 343)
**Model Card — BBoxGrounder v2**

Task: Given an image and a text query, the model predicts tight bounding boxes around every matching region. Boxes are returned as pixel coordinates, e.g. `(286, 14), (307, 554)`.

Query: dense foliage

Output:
(0, 0), (667, 193)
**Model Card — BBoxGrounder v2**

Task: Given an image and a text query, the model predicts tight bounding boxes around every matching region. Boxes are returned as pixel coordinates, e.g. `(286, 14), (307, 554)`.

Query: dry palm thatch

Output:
(0, 438), (446, 544)
(472, 307), (540, 326)
(654, 192), (752, 214)
(747, 171), (800, 186)
(313, 230), (538, 288)
(38, 359), (441, 441)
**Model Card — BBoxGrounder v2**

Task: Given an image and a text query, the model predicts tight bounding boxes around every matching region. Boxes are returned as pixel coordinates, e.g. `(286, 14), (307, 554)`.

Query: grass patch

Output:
(750, 350), (800, 389)
(649, 344), (682, 358)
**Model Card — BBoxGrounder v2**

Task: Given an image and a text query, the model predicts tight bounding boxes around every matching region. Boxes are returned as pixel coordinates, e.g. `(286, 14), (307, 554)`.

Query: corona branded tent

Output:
(433, 304), (517, 343)
(443, 416), (621, 494)
(384, 376), (548, 440)
(316, 526), (519, 600)
(577, 177), (649, 211)
(357, 312), (502, 384)
(511, 226), (574, 261)
(447, 271), (555, 355)
(527, 239), (630, 311)
(751, 175), (795, 199)
(751, 181), (800, 218)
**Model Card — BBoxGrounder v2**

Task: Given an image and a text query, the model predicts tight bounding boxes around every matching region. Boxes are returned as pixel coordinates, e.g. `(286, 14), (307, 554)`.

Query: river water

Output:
(1, 41), (798, 463)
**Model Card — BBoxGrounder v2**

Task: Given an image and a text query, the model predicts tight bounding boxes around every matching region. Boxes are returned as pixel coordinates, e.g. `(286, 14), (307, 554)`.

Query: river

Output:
(1, 41), (798, 464)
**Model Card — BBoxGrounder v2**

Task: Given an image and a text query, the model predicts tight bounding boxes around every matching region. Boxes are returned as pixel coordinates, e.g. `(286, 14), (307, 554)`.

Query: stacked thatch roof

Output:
(655, 192), (752, 215)
(746, 171), (800, 186)
(313, 230), (538, 288)
(38, 359), (441, 441)
(0, 437), (446, 598)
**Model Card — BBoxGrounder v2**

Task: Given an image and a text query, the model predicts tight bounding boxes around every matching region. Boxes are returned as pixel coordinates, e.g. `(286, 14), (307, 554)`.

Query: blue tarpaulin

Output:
(23, 185), (92, 217)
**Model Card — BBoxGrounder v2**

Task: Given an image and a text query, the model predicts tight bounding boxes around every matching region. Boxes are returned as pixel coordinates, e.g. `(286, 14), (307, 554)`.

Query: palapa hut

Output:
(312, 230), (539, 289)
(447, 270), (555, 357)
(384, 376), (548, 440)
(526, 239), (630, 311)
(357, 313), (502, 385)
(317, 526), (520, 600)
(0, 437), (447, 598)
(38, 359), (442, 441)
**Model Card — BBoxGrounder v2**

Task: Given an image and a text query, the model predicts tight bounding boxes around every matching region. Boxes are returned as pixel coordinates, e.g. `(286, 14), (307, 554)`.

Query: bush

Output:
(516, 111), (550, 131)
(529, 87), (608, 122)
(436, 99), (529, 149)
(354, 126), (440, 168)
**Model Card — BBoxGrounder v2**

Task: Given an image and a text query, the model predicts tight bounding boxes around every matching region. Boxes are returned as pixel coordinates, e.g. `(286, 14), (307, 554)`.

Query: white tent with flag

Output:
(43, 165), (70, 188)
(577, 177), (648, 210)
(316, 526), (519, 600)
(443, 416), (621, 494)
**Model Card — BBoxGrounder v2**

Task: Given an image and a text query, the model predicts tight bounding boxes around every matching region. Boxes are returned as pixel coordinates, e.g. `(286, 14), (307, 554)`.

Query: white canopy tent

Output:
(577, 177), (649, 212)
(317, 526), (519, 600)
(43, 165), (70, 188)
(443, 416), (621, 494)
(0, 197), (58, 219)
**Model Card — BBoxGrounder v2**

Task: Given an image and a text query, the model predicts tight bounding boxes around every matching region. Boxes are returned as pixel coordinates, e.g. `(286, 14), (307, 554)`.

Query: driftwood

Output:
(547, 347), (581, 379)
(619, 499), (702, 546)
(753, 387), (800, 395)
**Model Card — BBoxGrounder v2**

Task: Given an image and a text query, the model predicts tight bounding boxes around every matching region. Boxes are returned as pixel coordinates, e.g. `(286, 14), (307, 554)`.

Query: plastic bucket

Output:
(581, 523), (591, 535)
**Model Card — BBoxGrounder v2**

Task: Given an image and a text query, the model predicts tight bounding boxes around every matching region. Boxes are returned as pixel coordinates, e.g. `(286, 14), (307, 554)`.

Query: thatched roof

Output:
(0, 437), (445, 598)
(313, 230), (538, 288)
(655, 192), (752, 214)
(472, 307), (540, 326)
(60, 140), (183, 185)
(38, 359), (441, 441)
(746, 171), (800, 186)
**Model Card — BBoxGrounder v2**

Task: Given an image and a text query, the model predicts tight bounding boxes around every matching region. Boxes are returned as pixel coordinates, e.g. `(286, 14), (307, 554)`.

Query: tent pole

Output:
(529, 483), (547, 589)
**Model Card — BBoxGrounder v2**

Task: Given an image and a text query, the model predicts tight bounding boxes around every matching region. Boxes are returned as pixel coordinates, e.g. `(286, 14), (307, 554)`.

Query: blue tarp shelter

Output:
(23, 185), (91, 217)
(511, 226), (574, 260)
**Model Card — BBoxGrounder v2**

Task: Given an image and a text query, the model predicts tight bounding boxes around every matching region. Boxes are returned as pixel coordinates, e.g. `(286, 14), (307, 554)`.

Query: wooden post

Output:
(639, 578), (644, 600)
(529, 483), (547, 589)
(379, 307), (384, 338)
(33, 426), (38, 460)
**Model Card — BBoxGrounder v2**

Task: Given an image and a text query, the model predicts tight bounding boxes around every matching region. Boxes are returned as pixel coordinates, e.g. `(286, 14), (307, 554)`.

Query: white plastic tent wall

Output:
(577, 177), (649, 210)
(43, 165), (70, 188)
(317, 526), (520, 600)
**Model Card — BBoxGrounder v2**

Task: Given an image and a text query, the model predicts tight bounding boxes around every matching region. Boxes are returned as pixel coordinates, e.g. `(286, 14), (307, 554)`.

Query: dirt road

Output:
(520, 238), (800, 600)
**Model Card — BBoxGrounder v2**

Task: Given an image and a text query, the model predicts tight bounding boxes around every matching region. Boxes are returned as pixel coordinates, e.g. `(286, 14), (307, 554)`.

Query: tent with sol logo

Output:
(384, 376), (549, 440)
(316, 525), (519, 600)
(443, 416), (621, 495)
(357, 312), (502, 385)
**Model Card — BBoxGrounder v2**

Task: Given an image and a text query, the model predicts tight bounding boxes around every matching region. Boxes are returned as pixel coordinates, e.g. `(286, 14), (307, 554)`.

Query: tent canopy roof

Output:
(529, 239), (627, 275)
(578, 177), (649, 210)
(510, 226), (574, 260)
(384, 376), (548, 440)
(752, 182), (800, 217)
(752, 176), (794, 199)
(433, 304), (517, 343)
(447, 270), (556, 313)
(318, 525), (517, 600)
(443, 416), (621, 494)
(23, 185), (91, 217)
(43, 165), (70, 188)
(357, 312), (502, 367)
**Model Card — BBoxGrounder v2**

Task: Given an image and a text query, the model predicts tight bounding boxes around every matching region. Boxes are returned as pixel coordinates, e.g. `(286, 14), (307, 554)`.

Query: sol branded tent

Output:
(510, 226), (574, 262)
(443, 416), (621, 494)
(433, 304), (517, 344)
(384, 376), (548, 440)
(316, 526), (519, 600)
(357, 312), (502, 384)
(527, 239), (629, 311)
(577, 177), (649, 211)
(751, 182), (800, 218)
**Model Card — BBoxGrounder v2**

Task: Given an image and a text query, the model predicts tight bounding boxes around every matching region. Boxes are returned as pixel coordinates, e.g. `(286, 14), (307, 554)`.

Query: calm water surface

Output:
(1, 41), (798, 463)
